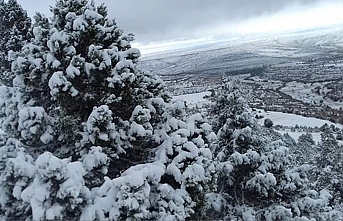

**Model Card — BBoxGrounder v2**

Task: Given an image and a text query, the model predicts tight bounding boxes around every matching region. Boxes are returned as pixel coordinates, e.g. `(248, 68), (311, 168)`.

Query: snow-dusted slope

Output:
(139, 25), (343, 77)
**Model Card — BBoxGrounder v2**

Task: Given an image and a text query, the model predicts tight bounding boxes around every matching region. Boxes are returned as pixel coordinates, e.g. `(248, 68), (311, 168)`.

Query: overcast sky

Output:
(18, 0), (343, 53)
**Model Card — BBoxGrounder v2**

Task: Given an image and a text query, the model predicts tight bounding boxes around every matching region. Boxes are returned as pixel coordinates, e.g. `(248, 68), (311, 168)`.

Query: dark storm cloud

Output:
(18, 0), (340, 44)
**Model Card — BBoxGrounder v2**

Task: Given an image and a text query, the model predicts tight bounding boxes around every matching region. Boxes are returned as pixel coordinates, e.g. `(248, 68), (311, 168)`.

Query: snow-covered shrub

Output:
(81, 146), (108, 188)
(79, 105), (124, 158)
(0, 147), (106, 221)
(264, 118), (273, 128)
(18, 106), (53, 145)
(79, 100), (215, 220)
(0, 0), (31, 85)
(82, 163), (166, 221)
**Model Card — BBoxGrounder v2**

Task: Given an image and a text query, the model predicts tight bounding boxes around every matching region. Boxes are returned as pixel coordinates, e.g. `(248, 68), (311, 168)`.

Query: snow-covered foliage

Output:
(0, 0), (214, 220)
(0, 145), (108, 220)
(80, 101), (214, 220)
(22, 152), (89, 221)
(10, 0), (172, 161)
(0, 0), (342, 220)
(210, 78), (249, 133)
(205, 80), (341, 220)
(0, 0), (31, 85)
(293, 133), (316, 164)
(308, 127), (343, 206)
(0, 99), (215, 220)
(0, 139), (34, 219)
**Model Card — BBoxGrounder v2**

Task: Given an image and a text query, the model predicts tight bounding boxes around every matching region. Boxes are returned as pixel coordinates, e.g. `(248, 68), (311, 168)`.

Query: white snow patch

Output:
(173, 91), (211, 107)
(257, 110), (343, 129)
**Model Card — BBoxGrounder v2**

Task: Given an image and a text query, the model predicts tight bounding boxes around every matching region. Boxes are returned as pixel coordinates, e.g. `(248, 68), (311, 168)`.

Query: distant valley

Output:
(139, 25), (343, 124)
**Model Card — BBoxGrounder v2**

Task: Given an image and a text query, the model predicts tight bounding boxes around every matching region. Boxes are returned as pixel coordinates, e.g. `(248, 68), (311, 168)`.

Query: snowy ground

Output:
(173, 91), (211, 107)
(256, 110), (343, 143)
(280, 81), (343, 110)
(256, 110), (343, 129)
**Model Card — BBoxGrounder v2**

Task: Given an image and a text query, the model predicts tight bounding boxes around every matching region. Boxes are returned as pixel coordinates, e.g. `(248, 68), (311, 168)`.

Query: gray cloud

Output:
(18, 0), (340, 44)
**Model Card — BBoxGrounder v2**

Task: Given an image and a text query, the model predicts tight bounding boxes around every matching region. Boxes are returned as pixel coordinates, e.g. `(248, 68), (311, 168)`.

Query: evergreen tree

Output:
(311, 129), (343, 204)
(0, 0), (214, 219)
(0, 0), (31, 84)
(205, 80), (340, 220)
(11, 0), (169, 163)
(281, 133), (296, 152)
(209, 78), (248, 133)
(294, 133), (316, 165)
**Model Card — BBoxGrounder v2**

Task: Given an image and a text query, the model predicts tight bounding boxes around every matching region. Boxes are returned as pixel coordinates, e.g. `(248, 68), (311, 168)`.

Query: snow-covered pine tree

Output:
(209, 78), (248, 133)
(0, 0), (31, 85)
(1, 0), (214, 219)
(11, 0), (169, 163)
(316, 128), (342, 173)
(206, 80), (340, 220)
(293, 133), (316, 165)
(310, 128), (343, 204)
(281, 133), (297, 150)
